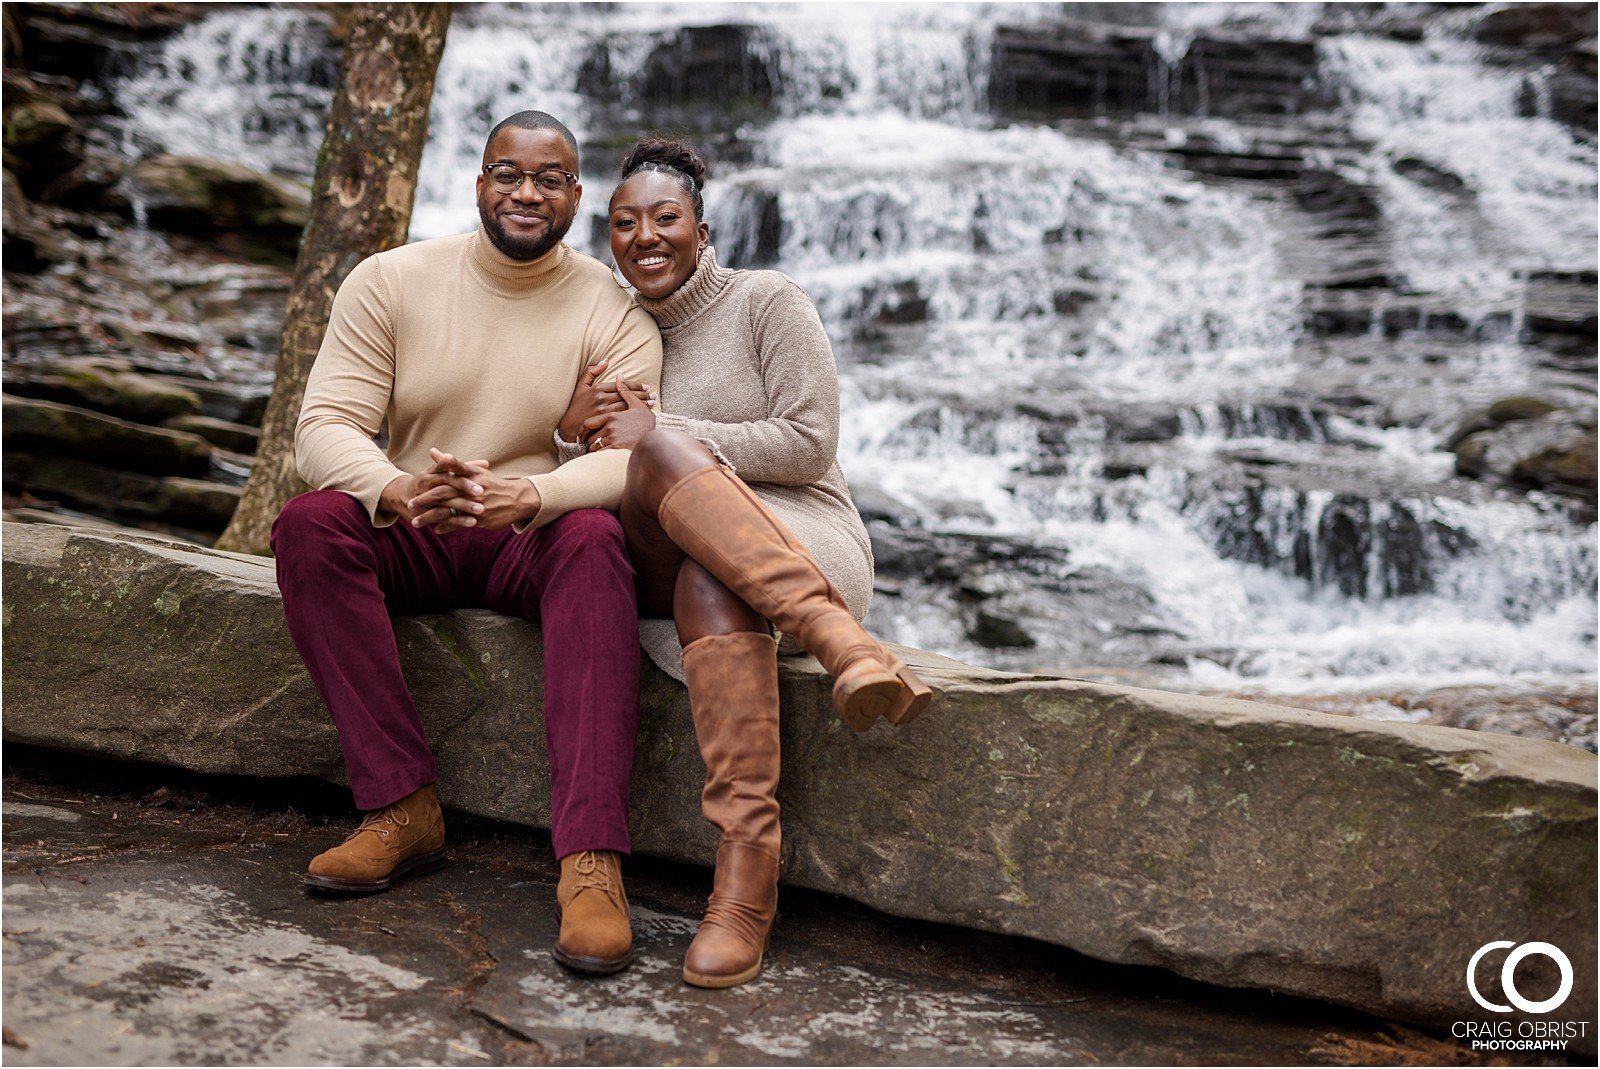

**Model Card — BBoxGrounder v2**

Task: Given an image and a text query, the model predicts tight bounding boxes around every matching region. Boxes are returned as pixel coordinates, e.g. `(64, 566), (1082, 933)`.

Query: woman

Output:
(562, 137), (930, 988)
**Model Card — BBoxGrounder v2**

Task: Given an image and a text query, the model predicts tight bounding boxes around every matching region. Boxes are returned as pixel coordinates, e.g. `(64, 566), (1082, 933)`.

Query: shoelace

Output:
(569, 850), (615, 893)
(347, 804), (410, 842)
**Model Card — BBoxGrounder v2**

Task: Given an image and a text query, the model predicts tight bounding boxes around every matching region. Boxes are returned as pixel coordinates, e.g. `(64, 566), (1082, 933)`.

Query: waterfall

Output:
(115, 7), (336, 176)
(104, 2), (1597, 702)
(1320, 32), (1597, 296)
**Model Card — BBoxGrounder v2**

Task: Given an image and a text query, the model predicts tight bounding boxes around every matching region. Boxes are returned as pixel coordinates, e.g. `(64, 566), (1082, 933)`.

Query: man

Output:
(271, 110), (661, 976)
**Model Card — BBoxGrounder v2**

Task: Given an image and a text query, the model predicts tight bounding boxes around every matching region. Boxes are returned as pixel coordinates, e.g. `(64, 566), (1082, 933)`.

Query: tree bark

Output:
(216, 3), (452, 555)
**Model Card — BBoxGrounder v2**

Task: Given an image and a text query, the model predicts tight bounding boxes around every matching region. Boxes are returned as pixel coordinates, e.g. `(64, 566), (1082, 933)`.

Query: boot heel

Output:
(883, 664), (933, 726)
(834, 661), (933, 730)
(833, 669), (900, 732)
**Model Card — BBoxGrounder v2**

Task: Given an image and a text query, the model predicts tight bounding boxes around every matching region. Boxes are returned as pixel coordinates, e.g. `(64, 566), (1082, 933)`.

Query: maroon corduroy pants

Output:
(271, 490), (639, 858)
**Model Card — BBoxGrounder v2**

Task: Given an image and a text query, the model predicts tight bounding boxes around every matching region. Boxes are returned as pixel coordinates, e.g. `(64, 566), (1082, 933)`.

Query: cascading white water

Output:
(107, 2), (1596, 703)
(1320, 30), (1598, 295)
(116, 7), (335, 176)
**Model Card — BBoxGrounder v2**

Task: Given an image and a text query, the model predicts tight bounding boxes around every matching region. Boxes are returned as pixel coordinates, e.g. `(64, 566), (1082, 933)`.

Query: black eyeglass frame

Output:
(482, 164), (579, 194)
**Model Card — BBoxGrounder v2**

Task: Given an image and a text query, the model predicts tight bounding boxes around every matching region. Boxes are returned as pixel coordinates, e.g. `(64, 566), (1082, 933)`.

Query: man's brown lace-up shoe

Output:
(303, 783), (447, 894)
(553, 850), (634, 975)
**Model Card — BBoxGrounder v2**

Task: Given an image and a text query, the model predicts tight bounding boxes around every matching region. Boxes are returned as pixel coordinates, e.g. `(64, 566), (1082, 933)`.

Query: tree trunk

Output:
(216, 3), (452, 555)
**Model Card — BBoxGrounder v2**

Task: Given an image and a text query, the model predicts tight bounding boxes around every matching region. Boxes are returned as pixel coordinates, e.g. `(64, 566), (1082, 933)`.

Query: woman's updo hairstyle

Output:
(619, 137), (708, 221)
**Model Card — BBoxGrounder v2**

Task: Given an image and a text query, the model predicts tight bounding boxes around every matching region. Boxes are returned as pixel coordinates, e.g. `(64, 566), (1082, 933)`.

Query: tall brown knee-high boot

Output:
(681, 631), (782, 988)
(658, 465), (932, 732)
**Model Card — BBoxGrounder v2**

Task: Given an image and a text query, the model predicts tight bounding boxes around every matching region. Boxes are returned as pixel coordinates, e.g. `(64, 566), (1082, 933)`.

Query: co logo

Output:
(1467, 941), (1574, 1014)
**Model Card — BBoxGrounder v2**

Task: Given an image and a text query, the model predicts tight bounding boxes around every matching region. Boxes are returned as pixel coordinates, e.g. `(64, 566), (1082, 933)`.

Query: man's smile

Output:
(500, 209), (550, 226)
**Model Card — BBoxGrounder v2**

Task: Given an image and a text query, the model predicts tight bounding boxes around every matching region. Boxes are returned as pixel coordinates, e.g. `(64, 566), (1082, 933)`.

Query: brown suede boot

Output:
(658, 464), (932, 732)
(304, 783), (447, 894)
(553, 850), (633, 975)
(681, 631), (782, 988)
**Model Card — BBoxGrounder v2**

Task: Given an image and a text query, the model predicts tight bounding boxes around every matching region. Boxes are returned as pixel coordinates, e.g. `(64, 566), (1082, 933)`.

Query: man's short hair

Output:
(485, 111), (580, 172)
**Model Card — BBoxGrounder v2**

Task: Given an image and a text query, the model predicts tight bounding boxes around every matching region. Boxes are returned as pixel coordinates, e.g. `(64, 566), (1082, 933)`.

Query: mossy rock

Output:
(2, 96), (81, 192)
(1451, 409), (1596, 505)
(2, 394), (212, 476)
(5, 359), (203, 423)
(1452, 432), (1491, 478)
(164, 414), (261, 455)
(1, 164), (69, 268)
(1443, 407), (1496, 451)
(128, 154), (309, 260)
(1, 454), (237, 532)
(1512, 431), (1598, 500)
(1488, 396), (1558, 424)
(156, 477), (244, 529)
(3, 98), (72, 153)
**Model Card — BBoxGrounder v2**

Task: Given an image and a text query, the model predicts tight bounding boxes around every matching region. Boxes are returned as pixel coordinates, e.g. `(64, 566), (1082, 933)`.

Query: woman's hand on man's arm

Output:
(557, 357), (656, 444)
(584, 378), (658, 452)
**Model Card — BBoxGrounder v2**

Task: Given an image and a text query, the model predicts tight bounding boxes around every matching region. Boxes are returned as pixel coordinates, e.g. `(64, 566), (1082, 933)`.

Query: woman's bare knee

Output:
(629, 429), (717, 484)
(625, 428), (719, 515)
(674, 559), (765, 645)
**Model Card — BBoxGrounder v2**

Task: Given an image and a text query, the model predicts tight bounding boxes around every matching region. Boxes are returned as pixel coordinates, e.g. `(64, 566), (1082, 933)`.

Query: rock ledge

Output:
(3, 521), (1594, 1037)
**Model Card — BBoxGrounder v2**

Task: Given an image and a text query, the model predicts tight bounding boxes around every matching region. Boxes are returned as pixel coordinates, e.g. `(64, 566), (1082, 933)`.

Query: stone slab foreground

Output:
(4, 522), (1595, 1040)
(3, 785), (1404, 1066)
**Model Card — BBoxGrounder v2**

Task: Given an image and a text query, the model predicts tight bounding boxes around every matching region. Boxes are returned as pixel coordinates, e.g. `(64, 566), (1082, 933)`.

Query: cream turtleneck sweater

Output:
(297, 227), (662, 528)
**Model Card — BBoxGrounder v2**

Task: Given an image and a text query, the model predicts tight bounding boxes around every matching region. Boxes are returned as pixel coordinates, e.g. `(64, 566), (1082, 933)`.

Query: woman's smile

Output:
(609, 170), (709, 299)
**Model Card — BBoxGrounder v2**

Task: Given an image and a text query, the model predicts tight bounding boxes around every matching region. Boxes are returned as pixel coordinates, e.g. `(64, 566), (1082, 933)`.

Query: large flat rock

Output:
(3, 521), (1594, 1039)
(3, 770), (1438, 1067)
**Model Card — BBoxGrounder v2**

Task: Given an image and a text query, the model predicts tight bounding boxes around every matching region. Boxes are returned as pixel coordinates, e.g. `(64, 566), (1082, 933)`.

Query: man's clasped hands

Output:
(378, 357), (658, 535)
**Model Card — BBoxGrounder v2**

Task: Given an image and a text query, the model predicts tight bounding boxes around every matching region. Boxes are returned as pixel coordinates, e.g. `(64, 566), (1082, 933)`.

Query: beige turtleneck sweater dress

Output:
(632, 247), (874, 679)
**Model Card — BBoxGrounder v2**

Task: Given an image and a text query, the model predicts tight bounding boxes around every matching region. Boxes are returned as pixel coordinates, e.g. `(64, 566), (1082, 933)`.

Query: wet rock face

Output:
(1195, 482), (1476, 599)
(989, 23), (1325, 120)
(3, 6), (291, 541)
(3, 55), (286, 537)
(717, 189), (783, 269)
(128, 154), (309, 264)
(1450, 399), (1598, 511)
(1470, 2), (1598, 50)
(5, 358), (204, 423)
(8, 2), (216, 67)
(640, 24), (777, 116)
(2, 522), (1595, 1045)
(2, 394), (213, 476)
(574, 23), (779, 133)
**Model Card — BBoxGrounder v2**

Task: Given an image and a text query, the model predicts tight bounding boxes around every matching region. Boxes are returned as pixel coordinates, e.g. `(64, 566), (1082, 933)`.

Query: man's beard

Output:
(480, 204), (570, 261)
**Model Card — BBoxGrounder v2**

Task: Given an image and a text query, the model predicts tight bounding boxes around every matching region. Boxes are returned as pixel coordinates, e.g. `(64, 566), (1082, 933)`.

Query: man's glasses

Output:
(483, 164), (577, 195)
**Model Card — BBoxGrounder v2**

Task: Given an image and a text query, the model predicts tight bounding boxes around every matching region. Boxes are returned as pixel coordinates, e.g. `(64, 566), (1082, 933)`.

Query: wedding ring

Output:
(449, 508), (458, 516)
